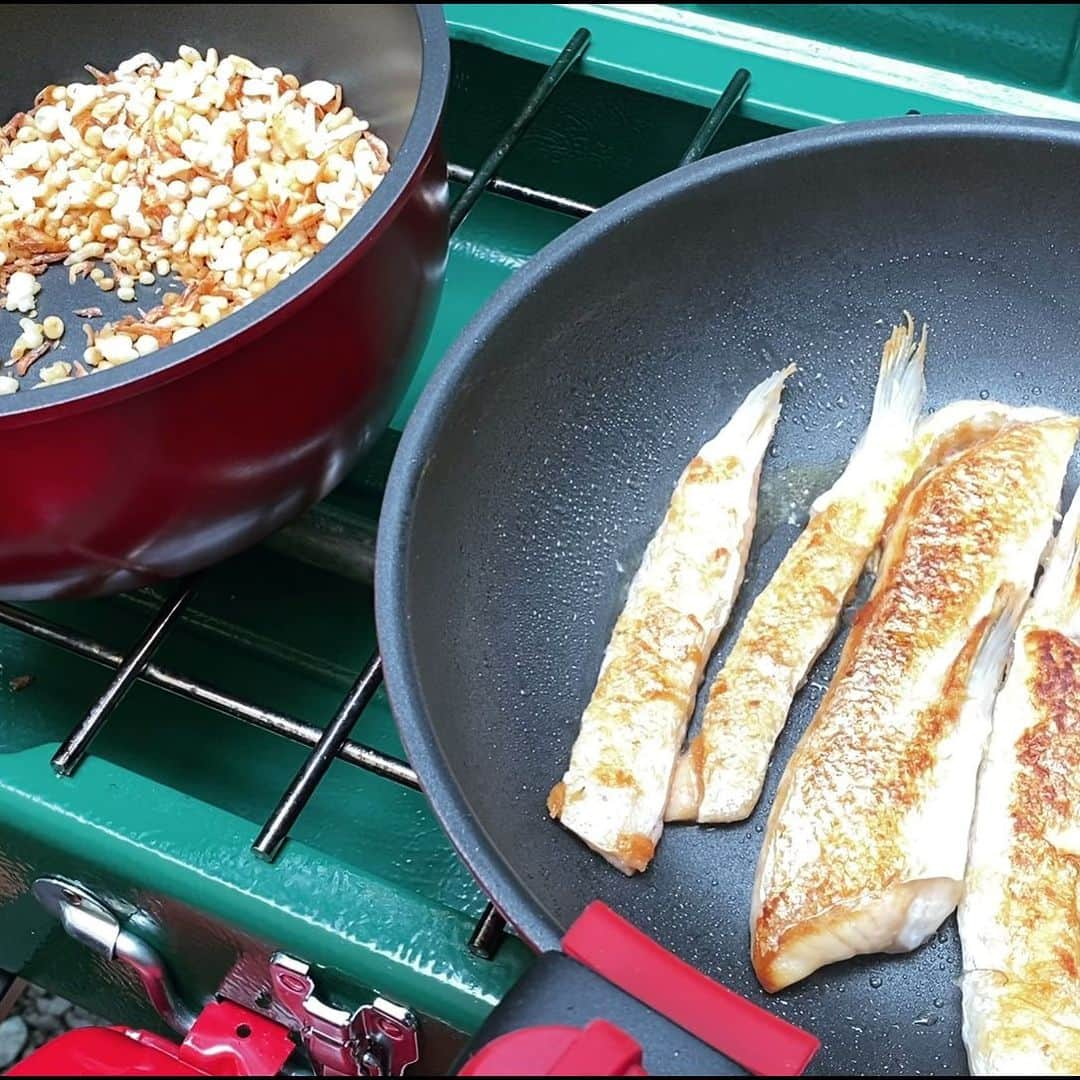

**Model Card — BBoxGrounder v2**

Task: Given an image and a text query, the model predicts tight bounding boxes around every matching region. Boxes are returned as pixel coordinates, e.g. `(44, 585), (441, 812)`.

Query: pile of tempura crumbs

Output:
(0, 46), (389, 392)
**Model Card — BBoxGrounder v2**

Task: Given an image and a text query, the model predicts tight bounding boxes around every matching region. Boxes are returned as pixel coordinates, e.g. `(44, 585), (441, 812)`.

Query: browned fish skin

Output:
(959, 491), (1080, 1074)
(668, 318), (927, 824)
(686, 497), (893, 819)
(752, 417), (1080, 993)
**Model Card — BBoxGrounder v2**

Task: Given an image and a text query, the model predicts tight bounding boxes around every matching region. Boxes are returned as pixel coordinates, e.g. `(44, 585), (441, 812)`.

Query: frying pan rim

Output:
(375, 111), (1080, 954)
(0, 2), (449, 422)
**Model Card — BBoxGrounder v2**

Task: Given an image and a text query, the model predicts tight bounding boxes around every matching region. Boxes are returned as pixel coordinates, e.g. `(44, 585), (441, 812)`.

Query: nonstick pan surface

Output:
(376, 115), (1080, 1074)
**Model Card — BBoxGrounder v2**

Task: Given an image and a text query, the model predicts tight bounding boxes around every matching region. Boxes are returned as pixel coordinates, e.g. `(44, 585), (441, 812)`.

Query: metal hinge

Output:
(270, 953), (419, 1077)
(33, 876), (419, 1076)
(32, 876), (197, 1035)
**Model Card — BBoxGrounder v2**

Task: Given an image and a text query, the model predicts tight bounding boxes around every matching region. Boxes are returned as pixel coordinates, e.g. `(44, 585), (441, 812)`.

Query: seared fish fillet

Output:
(960, 487), (1080, 1076)
(549, 366), (795, 874)
(666, 316), (926, 824)
(752, 411), (1080, 992)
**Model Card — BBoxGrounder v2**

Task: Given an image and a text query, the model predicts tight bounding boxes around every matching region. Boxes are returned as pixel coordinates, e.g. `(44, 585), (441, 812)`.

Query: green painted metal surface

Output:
(0, 548), (533, 1036)
(6, 0), (1080, 1052)
(696, 5), (1080, 93)
(445, 3), (974, 128)
(393, 178), (571, 428)
(446, 3), (1080, 129)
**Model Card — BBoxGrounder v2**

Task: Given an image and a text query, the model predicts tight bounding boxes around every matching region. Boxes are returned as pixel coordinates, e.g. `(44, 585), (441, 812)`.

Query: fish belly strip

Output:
(548, 366), (795, 874)
(751, 415), (1080, 991)
(960, 487), (1080, 1076)
(666, 316), (927, 825)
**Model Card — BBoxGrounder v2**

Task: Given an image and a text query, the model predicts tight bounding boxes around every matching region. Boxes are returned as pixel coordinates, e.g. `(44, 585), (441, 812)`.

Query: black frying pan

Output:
(375, 115), (1080, 1075)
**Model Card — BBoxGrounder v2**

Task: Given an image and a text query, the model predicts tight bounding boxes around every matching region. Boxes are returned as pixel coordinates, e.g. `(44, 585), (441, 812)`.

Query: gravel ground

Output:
(0, 985), (106, 1069)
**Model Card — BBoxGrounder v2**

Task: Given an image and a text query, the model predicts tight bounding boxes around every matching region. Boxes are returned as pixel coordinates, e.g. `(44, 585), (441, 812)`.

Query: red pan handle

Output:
(456, 902), (819, 1077)
(458, 1020), (647, 1076)
(564, 902), (820, 1076)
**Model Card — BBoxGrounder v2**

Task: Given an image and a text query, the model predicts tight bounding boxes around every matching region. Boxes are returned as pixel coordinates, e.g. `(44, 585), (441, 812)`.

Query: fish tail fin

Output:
(813, 315), (926, 513)
(1033, 486), (1080, 632)
(968, 585), (1029, 705)
(868, 312), (927, 438)
(702, 364), (796, 462)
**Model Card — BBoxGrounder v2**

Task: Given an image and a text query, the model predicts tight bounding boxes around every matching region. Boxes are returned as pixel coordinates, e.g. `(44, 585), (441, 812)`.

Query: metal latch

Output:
(33, 877), (418, 1076)
(32, 876), (197, 1035)
(270, 953), (419, 1077)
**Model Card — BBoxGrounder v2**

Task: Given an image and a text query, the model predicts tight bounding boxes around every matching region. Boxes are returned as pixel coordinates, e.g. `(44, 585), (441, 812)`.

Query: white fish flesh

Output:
(667, 316), (927, 824)
(751, 410), (1080, 991)
(548, 365), (795, 873)
(960, 484), (1080, 1075)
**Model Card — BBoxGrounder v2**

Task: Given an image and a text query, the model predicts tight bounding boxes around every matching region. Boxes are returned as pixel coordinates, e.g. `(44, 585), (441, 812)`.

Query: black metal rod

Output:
(0, 603), (419, 789)
(468, 903), (508, 961)
(679, 68), (751, 167)
(252, 651), (385, 861)
(448, 28), (591, 234)
(448, 164), (596, 219)
(51, 580), (197, 777)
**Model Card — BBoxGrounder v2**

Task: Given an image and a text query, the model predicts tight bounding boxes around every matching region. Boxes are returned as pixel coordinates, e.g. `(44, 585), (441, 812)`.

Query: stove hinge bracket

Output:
(270, 952), (419, 1077)
(31, 876), (197, 1036)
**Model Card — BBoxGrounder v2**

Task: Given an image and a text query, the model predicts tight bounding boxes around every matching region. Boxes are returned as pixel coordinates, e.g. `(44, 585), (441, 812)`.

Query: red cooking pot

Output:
(0, 3), (449, 598)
